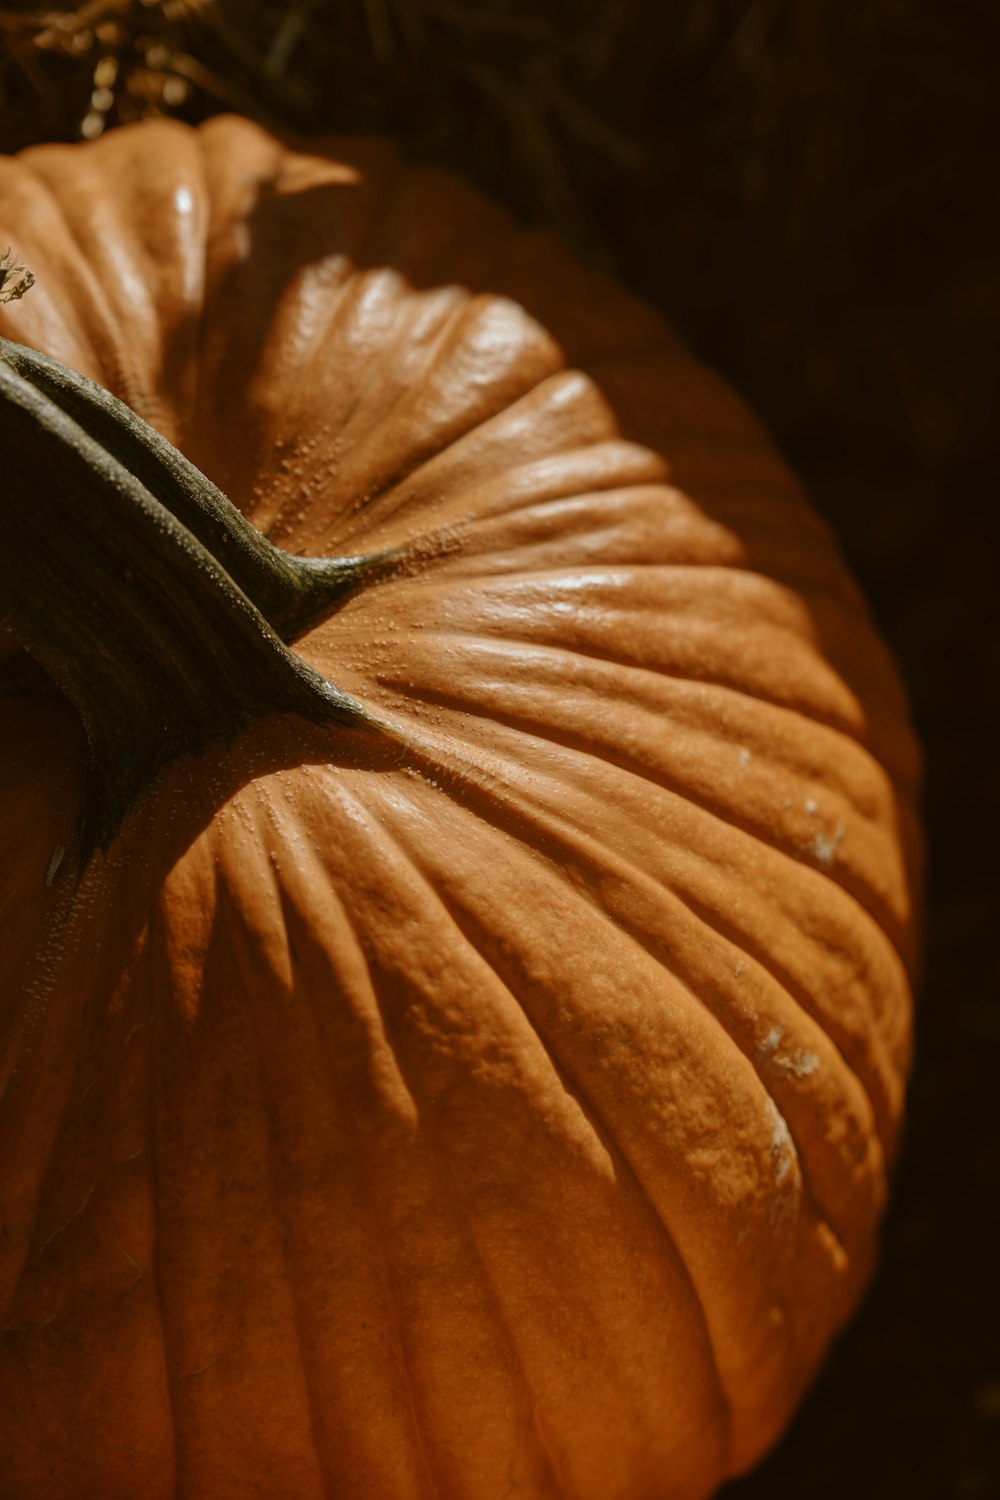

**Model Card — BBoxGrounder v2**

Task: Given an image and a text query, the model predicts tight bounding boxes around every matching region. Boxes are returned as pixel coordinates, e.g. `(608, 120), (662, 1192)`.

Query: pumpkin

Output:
(0, 115), (920, 1500)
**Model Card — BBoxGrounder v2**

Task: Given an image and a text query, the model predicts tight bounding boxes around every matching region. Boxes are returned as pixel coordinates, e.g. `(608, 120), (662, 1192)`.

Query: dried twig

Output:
(0, 247), (34, 304)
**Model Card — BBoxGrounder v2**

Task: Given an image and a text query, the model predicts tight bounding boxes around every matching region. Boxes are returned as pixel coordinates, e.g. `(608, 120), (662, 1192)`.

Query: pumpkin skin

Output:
(0, 116), (920, 1500)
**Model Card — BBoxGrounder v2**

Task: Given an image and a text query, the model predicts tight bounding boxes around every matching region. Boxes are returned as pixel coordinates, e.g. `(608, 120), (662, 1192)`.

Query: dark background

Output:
(2, 2), (998, 1493)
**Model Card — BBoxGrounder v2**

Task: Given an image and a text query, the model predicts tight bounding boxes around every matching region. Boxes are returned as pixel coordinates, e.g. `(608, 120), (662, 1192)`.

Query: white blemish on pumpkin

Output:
(739, 748), (752, 767)
(733, 961), (746, 978)
(759, 1026), (783, 1059)
(45, 843), (65, 886)
(784, 1049), (820, 1078)
(805, 798), (818, 816)
(812, 823), (846, 867)
(173, 185), (193, 215)
(758, 1026), (821, 1079)
(765, 1098), (794, 1186)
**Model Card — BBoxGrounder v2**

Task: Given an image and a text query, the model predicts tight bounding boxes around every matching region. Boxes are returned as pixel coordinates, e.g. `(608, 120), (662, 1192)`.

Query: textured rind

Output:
(0, 118), (920, 1499)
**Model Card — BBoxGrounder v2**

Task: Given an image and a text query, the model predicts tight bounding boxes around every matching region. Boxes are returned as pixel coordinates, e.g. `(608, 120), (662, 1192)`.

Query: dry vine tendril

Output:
(0, 248), (34, 303)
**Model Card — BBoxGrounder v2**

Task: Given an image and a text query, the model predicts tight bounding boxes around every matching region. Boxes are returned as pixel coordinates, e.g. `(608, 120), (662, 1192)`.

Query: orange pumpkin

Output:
(0, 116), (920, 1499)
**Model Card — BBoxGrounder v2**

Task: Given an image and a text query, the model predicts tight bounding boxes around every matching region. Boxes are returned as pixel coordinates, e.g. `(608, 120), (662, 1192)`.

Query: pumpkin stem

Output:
(0, 340), (383, 865)
(0, 336), (396, 641)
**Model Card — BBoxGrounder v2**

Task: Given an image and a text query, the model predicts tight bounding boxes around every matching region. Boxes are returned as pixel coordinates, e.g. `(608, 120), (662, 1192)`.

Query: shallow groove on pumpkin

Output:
(372, 560), (900, 703)
(368, 670), (914, 981)
(254, 174), (412, 414)
(371, 625), (899, 809)
(258, 768), (609, 1497)
(367, 774), (815, 1416)
(266, 284), (483, 537)
(222, 818), (341, 1500)
(365, 709), (908, 1164)
(304, 365), (589, 555)
(147, 819), (225, 1497)
(322, 782), (733, 1494)
(143, 804), (420, 1496)
(370, 732), (875, 1255)
(398, 675), (905, 942)
(356, 937), (570, 1498)
(321, 580), (916, 806)
(357, 785), (813, 1473)
(263, 775), (661, 1494)
(395, 499), (879, 635)
(20, 144), (180, 428)
(314, 442), (676, 559)
(259, 831), (446, 1500)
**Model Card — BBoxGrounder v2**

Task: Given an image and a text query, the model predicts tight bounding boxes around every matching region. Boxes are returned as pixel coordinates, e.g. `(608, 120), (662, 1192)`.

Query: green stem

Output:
(0, 340), (384, 864)
(0, 337), (395, 642)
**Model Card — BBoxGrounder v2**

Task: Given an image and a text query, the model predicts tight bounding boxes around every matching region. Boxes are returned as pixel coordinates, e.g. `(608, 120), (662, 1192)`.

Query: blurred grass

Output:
(2, 3), (999, 1496)
(1, 3), (994, 517)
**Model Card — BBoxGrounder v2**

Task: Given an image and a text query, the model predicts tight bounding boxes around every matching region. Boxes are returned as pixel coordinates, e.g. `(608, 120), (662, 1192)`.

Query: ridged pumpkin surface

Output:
(0, 117), (920, 1499)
